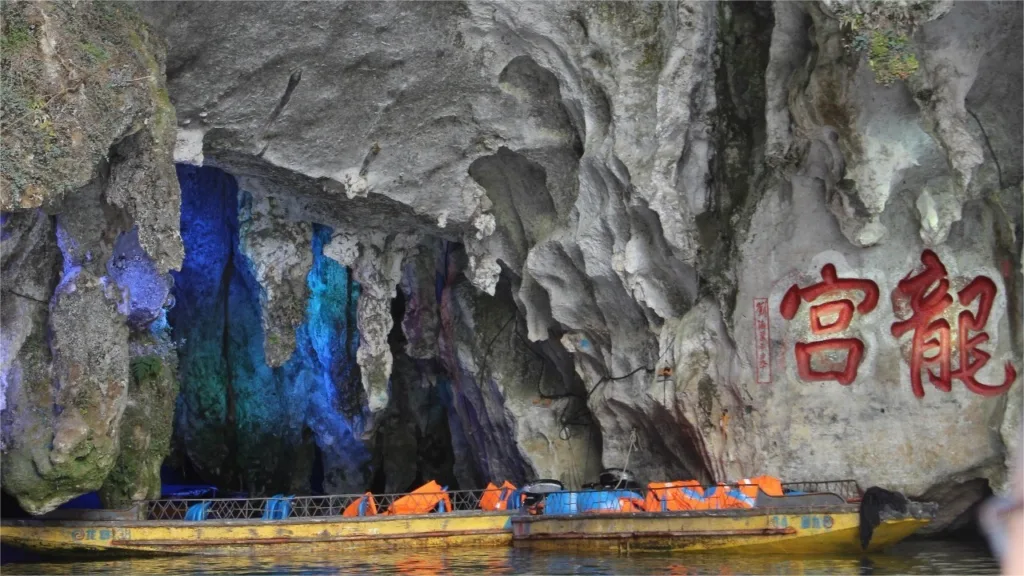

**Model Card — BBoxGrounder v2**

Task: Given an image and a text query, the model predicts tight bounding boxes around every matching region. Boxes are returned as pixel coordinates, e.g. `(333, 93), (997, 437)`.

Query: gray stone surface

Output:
(0, 210), (61, 505)
(140, 0), (1020, 514)
(1, 0), (1019, 517)
(0, 3), (180, 506)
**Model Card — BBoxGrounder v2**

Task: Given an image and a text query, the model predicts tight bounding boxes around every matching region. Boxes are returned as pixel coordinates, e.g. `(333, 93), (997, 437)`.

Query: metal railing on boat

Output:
(780, 479), (862, 501)
(143, 488), (496, 521)
(140, 480), (863, 521)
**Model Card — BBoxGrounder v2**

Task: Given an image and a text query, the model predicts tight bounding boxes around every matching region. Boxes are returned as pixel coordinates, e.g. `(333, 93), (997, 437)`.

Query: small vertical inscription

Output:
(754, 298), (772, 383)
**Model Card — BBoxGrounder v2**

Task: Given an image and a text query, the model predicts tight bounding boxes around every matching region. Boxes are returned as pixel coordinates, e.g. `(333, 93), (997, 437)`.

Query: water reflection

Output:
(1, 541), (998, 575)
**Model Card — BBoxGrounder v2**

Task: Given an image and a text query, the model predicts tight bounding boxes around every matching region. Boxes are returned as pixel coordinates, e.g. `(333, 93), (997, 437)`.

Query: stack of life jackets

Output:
(644, 475), (784, 511)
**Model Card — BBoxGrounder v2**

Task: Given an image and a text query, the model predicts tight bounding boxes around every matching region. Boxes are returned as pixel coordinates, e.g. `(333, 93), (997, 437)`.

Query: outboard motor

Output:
(521, 479), (565, 509)
(598, 468), (643, 492)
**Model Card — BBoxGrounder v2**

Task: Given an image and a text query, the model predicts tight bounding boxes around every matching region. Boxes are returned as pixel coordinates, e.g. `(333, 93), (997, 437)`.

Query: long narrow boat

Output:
(0, 480), (935, 557)
(512, 480), (937, 555)
(0, 489), (515, 557)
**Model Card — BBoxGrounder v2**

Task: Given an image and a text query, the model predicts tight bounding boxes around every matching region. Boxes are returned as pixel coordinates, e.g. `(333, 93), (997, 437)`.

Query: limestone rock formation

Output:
(237, 194), (312, 368)
(0, 0), (183, 271)
(141, 0), (1020, 522)
(1, 0), (180, 513)
(1, 0), (1020, 526)
(99, 327), (179, 507)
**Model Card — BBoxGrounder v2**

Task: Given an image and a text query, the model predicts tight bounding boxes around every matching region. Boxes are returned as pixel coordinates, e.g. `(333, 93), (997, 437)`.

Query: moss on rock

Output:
(866, 30), (918, 85)
(835, 2), (925, 86)
(99, 339), (178, 508)
(0, 0), (174, 211)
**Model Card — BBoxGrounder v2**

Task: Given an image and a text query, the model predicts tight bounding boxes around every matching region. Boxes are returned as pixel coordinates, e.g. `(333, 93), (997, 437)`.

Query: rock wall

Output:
(1, 0), (1020, 523)
(1, 1), (180, 514)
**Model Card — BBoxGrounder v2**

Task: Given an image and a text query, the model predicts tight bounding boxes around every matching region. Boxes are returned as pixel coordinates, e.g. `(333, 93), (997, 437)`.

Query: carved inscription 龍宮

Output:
(775, 251), (1017, 397)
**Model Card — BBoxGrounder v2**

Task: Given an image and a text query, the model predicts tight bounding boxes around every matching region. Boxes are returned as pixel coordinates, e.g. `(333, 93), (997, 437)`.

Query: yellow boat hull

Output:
(0, 511), (514, 557)
(1, 505), (931, 558)
(511, 506), (929, 555)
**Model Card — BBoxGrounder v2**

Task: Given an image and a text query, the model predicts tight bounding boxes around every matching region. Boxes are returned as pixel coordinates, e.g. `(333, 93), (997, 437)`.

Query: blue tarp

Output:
(161, 484), (219, 499)
(543, 490), (644, 515)
(506, 489), (522, 510)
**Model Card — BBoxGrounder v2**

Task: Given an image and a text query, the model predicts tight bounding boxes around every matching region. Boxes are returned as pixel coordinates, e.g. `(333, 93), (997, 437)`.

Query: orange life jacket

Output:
(342, 492), (377, 517)
(703, 484), (753, 509)
(617, 496), (646, 512)
(385, 480), (451, 515)
(479, 481), (517, 511)
(735, 475), (784, 498)
(645, 481), (705, 511)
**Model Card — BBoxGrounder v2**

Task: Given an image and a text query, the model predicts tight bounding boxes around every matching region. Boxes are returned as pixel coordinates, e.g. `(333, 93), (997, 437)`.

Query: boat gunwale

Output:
(0, 509), (517, 529)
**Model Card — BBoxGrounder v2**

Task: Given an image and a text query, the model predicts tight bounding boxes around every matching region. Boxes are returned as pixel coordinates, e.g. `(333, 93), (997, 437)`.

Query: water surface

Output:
(2, 541), (998, 575)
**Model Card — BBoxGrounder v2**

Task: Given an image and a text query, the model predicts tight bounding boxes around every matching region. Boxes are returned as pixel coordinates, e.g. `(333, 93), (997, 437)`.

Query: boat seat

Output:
(262, 494), (295, 520)
(185, 502), (211, 521)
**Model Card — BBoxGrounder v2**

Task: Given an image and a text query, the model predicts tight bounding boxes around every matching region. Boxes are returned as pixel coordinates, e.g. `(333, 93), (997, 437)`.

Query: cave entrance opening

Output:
(371, 283), (459, 494)
(165, 164), (368, 498)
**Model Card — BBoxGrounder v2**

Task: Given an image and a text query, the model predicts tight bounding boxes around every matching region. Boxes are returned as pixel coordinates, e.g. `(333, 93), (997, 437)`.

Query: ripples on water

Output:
(1, 541), (999, 575)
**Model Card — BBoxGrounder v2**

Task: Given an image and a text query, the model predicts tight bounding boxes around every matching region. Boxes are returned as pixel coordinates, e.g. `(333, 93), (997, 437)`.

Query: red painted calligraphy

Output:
(754, 298), (771, 383)
(891, 250), (1017, 398)
(780, 264), (879, 385)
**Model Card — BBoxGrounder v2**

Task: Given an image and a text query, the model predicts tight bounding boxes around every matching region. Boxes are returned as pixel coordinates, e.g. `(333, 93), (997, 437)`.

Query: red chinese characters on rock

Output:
(754, 298), (771, 384)
(891, 250), (1017, 398)
(780, 264), (879, 385)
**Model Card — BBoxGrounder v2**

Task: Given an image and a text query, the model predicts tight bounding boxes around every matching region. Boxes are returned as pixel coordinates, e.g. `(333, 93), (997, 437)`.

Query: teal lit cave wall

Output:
(169, 165), (369, 495)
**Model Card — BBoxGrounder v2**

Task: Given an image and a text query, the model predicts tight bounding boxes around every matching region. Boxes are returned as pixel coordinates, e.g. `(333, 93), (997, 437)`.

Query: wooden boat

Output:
(0, 488), (515, 557)
(511, 480), (937, 555)
(0, 480), (935, 558)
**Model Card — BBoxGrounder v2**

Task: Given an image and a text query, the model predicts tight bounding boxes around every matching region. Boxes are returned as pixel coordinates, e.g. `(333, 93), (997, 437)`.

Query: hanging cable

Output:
(614, 428), (639, 490)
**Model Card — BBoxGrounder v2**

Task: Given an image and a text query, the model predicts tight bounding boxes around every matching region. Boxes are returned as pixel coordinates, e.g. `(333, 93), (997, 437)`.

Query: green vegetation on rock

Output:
(0, 18), (31, 52)
(130, 354), (164, 385)
(101, 345), (177, 508)
(839, 8), (921, 86)
(0, 0), (172, 210)
(80, 41), (109, 62)
(588, 1), (664, 75)
(866, 29), (918, 85)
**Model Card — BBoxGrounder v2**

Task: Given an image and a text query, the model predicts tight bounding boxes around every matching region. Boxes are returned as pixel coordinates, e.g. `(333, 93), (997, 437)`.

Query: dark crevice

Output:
(374, 284), (457, 493)
(258, 68), (303, 157)
(219, 239), (237, 485)
(702, 0), (774, 323)
(359, 143), (382, 178)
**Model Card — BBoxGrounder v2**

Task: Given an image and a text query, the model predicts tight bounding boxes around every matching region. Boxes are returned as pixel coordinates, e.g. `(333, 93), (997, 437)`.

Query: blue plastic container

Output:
(543, 490), (644, 514)
(543, 491), (578, 515)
